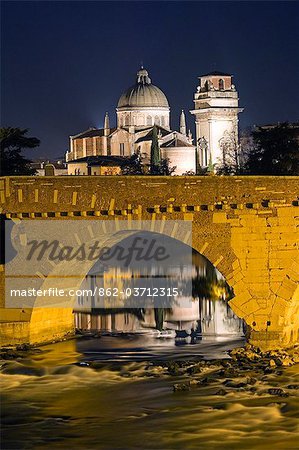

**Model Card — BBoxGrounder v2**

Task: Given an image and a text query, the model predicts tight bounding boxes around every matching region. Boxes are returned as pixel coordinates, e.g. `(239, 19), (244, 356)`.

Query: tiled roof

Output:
(200, 71), (231, 77)
(72, 127), (117, 139)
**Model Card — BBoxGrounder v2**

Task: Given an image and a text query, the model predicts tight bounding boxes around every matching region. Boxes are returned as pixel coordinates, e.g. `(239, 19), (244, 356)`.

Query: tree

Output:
(150, 125), (161, 174)
(239, 127), (254, 167)
(216, 131), (242, 175)
(244, 123), (299, 175)
(156, 157), (176, 175)
(121, 153), (144, 175)
(149, 126), (177, 175)
(0, 127), (40, 176)
(207, 153), (216, 174)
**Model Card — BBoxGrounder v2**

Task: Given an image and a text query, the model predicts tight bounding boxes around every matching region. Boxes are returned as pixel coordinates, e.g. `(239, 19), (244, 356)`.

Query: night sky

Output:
(2, 1), (299, 159)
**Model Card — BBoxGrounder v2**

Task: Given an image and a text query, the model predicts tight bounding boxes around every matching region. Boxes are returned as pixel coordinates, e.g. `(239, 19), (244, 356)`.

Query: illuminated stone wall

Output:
(0, 175), (298, 349)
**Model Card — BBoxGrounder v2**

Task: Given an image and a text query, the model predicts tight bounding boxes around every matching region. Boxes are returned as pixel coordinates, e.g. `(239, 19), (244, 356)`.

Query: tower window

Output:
(219, 79), (224, 90)
(146, 115), (152, 126)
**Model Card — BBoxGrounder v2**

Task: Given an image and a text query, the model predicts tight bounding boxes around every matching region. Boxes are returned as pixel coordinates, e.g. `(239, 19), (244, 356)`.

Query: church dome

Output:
(117, 68), (169, 109)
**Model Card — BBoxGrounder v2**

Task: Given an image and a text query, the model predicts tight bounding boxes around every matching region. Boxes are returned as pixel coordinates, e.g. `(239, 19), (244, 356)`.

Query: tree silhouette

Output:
(121, 153), (144, 175)
(150, 125), (161, 174)
(157, 157), (176, 175)
(245, 123), (299, 175)
(0, 127), (40, 176)
(216, 131), (243, 175)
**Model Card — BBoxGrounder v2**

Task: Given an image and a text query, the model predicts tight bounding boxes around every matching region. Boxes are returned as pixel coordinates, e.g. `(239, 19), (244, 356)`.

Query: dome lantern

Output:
(136, 67), (151, 85)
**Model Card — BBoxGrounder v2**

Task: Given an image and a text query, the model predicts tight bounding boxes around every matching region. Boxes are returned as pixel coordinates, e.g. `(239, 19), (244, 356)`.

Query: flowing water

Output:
(1, 334), (299, 450)
(1, 241), (298, 449)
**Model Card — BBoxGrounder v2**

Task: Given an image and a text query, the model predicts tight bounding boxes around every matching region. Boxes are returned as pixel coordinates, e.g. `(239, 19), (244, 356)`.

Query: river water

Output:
(1, 242), (298, 449)
(1, 334), (299, 450)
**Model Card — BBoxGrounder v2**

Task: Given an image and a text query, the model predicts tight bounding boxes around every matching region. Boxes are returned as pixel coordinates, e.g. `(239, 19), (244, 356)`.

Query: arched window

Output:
(119, 116), (123, 127)
(125, 115), (130, 126)
(219, 79), (224, 90)
(146, 115), (152, 126)
(161, 116), (165, 127)
(154, 116), (160, 125)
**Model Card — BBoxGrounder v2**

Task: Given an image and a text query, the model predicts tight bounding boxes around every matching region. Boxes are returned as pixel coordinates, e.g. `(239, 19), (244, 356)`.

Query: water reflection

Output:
(74, 297), (244, 339)
(75, 233), (244, 340)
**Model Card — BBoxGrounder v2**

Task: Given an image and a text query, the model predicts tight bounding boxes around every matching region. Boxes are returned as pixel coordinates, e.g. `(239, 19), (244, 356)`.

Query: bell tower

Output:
(190, 71), (243, 169)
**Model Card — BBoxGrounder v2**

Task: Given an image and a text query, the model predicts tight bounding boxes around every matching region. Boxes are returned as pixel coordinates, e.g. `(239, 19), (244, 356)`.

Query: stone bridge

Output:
(0, 175), (298, 350)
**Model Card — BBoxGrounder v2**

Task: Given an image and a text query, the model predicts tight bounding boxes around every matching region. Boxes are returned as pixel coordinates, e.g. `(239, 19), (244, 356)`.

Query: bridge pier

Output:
(0, 307), (74, 346)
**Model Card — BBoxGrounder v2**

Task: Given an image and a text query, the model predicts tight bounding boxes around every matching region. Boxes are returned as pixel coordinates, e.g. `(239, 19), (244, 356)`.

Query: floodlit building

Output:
(66, 68), (243, 174)
(67, 155), (131, 176)
(66, 67), (195, 175)
(190, 71), (243, 169)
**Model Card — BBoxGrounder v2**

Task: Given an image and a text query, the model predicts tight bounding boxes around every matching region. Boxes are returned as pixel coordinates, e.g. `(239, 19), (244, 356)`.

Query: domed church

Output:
(66, 67), (196, 175)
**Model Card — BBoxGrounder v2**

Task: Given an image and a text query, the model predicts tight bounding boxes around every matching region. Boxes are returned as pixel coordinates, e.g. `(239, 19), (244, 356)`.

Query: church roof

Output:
(160, 137), (194, 148)
(200, 71), (232, 77)
(71, 127), (117, 139)
(117, 68), (169, 109)
(134, 125), (171, 143)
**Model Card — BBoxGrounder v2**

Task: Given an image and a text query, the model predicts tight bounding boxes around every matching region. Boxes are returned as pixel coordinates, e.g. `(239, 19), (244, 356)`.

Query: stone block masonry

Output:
(0, 175), (298, 350)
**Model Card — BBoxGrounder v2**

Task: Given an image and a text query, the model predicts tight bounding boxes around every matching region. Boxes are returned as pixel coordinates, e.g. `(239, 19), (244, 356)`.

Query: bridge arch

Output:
(0, 175), (298, 349)
(26, 225), (241, 340)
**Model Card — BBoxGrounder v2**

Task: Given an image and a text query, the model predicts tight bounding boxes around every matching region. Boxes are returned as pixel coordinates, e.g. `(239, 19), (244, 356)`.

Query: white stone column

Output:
(74, 140), (77, 160)
(93, 137), (97, 155)
(83, 139), (87, 157)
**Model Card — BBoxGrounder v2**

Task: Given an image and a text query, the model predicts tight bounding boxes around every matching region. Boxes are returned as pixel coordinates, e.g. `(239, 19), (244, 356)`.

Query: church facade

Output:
(66, 67), (242, 175)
